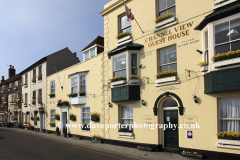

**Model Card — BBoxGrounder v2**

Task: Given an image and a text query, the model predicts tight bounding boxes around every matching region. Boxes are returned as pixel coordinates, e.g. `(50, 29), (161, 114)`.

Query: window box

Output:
(117, 35), (132, 46)
(216, 139), (240, 149)
(130, 79), (139, 84)
(13, 86), (17, 90)
(24, 84), (28, 88)
(24, 103), (27, 107)
(3, 101), (7, 104)
(8, 89), (11, 92)
(181, 153), (203, 159)
(1, 90), (4, 93)
(156, 76), (177, 84)
(214, 57), (240, 68)
(70, 97), (87, 105)
(111, 80), (127, 86)
(11, 102), (17, 105)
(38, 80), (42, 83)
(213, 0), (237, 9)
(200, 66), (208, 72)
(155, 16), (176, 28)
(49, 93), (55, 98)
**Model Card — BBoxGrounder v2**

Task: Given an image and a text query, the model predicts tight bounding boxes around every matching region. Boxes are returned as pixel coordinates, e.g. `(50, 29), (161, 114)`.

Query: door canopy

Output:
(153, 92), (184, 116)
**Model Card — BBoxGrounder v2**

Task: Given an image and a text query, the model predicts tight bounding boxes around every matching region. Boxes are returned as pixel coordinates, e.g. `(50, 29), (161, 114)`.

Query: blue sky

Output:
(0, 0), (110, 79)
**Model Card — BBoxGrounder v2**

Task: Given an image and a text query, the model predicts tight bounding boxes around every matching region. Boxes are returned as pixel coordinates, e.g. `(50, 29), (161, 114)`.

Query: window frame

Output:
(38, 65), (42, 75)
(50, 79), (56, 94)
(70, 72), (87, 96)
(33, 68), (36, 79)
(25, 93), (28, 104)
(82, 46), (97, 61)
(158, 45), (177, 72)
(119, 14), (132, 34)
(119, 105), (133, 128)
(38, 89), (42, 102)
(50, 109), (56, 127)
(25, 74), (28, 84)
(81, 106), (91, 131)
(70, 75), (79, 94)
(15, 81), (18, 87)
(157, 0), (176, 17)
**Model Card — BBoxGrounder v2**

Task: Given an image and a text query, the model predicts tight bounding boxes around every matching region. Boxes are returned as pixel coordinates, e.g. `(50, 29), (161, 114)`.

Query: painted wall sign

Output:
(143, 115), (155, 131)
(177, 38), (199, 48)
(187, 131), (193, 139)
(183, 115), (198, 130)
(146, 21), (194, 47)
(157, 86), (179, 92)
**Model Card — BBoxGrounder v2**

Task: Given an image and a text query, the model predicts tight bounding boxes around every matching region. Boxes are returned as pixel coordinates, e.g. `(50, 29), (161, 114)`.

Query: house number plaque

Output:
(143, 115), (155, 131)
(183, 115), (198, 130)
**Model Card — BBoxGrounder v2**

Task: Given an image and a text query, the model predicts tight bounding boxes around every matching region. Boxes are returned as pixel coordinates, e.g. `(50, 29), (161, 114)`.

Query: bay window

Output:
(219, 98), (240, 132)
(159, 46), (177, 72)
(215, 17), (240, 55)
(158, 0), (176, 17)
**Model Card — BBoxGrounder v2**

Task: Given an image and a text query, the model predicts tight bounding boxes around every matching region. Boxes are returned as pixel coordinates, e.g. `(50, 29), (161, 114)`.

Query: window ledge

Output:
(216, 139), (240, 149)
(200, 66), (208, 72)
(213, 0), (237, 10)
(70, 96), (87, 105)
(111, 80), (127, 87)
(32, 83), (36, 85)
(156, 76), (177, 84)
(117, 132), (134, 139)
(116, 35), (132, 47)
(38, 80), (42, 83)
(155, 80), (180, 87)
(154, 18), (178, 33)
(214, 57), (240, 68)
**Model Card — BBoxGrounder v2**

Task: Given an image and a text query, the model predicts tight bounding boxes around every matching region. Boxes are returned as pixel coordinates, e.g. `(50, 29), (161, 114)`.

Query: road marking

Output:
(18, 131), (131, 160)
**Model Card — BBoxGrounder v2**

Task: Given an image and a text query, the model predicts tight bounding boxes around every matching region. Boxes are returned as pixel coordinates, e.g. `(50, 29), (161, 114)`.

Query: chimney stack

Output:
(1, 76), (5, 83)
(73, 52), (77, 57)
(8, 65), (16, 78)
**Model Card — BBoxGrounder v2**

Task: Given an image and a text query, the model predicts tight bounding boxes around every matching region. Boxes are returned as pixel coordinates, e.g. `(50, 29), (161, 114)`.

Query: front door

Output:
(164, 110), (178, 148)
(62, 112), (67, 128)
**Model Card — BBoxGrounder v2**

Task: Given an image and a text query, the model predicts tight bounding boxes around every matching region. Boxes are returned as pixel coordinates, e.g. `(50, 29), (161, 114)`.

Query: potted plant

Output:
(49, 93), (55, 98)
(13, 86), (17, 90)
(67, 93), (78, 98)
(31, 116), (34, 120)
(137, 145), (153, 152)
(38, 98), (42, 105)
(42, 129), (46, 133)
(0, 104), (3, 107)
(16, 97), (21, 102)
(90, 111), (100, 122)
(38, 74), (42, 82)
(130, 75), (139, 84)
(29, 125), (35, 131)
(108, 76), (127, 86)
(197, 62), (208, 72)
(181, 151), (203, 159)
(3, 100), (7, 104)
(7, 87), (11, 91)
(78, 91), (86, 96)
(49, 122), (55, 127)
(81, 123), (90, 131)
(63, 127), (67, 138)
(24, 121), (29, 126)
(33, 110), (38, 114)
(0, 120), (4, 123)
(156, 69), (177, 84)
(1, 89), (4, 93)
(73, 135), (81, 140)
(60, 100), (69, 106)
(91, 134), (102, 143)
(32, 78), (36, 84)
(26, 111), (30, 115)
(39, 107), (45, 114)
(154, 12), (175, 28)
(69, 113), (76, 121)
(54, 113), (60, 120)
(23, 83), (28, 88)
(36, 116), (39, 121)
(116, 31), (132, 45)
(118, 126), (134, 137)
(32, 99), (36, 106)
(56, 127), (60, 136)
(24, 103), (27, 107)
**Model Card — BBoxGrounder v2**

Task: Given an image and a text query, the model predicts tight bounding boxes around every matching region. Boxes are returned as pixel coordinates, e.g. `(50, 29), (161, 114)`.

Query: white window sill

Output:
(32, 83), (36, 85)
(111, 80), (127, 87)
(214, 57), (240, 68)
(216, 139), (240, 149)
(155, 80), (180, 87)
(200, 66), (208, 72)
(213, 0), (237, 10)
(156, 76), (177, 84)
(116, 35), (132, 47)
(50, 97), (56, 99)
(32, 105), (36, 107)
(154, 19), (178, 32)
(38, 80), (42, 83)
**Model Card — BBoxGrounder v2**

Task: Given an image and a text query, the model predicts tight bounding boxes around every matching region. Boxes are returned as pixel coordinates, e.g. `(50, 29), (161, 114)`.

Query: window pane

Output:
(221, 120), (235, 132)
(168, 46), (177, 63)
(90, 48), (95, 57)
(131, 54), (137, 68)
(230, 18), (240, 41)
(159, 0), (167, 11)
(168, 6), (175, 16)
(169, 63), (177, 71)
(167, 0), (175, 7)
(215, 43), (230, 55)
(119, 55), (126, 69)
(231, 40), (240, 51)
(160, 49), (168, 65)
(114, 57), (120, 71)
(121, 106), (128, 118)
(160, 65), (168, 72)
(236, 98), (240, 118)
(215, 22), (229, 45)
(205, 31), (208, 49)
(122, 27), (131, 33)
(160, 10), (168, 17)
(219, 99), (235, 118)
(121, 15), (131, 30)
(131, 68), (137, 75)
(128, 106), (133, 118)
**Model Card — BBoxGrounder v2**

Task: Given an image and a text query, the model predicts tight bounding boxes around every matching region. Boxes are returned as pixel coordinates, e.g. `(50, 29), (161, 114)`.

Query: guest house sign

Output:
(145, 21), (194, 47)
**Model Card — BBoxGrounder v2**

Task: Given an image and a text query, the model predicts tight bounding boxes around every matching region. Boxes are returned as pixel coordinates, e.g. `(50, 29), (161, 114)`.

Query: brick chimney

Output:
(1, 76), (5, 83)
(73, 52), (77, 57)
(8, 65), (15, 78)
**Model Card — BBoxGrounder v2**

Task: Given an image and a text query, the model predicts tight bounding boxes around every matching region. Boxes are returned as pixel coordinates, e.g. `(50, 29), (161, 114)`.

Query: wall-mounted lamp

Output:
(108, 102), (113, 108)
(193, 96), (198, 103)
(139, 64), (143, 68)
(196, 50), (203, 54)
(142, 99), (146, 106)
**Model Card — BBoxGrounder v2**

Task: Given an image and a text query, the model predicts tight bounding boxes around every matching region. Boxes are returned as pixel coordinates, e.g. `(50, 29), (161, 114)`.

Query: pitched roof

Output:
(0, 74), (21, 86)
(81, 36), (104, 52)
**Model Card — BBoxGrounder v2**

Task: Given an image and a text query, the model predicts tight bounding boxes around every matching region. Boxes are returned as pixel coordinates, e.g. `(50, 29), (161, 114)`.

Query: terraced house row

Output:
(1, 0), (240, 159)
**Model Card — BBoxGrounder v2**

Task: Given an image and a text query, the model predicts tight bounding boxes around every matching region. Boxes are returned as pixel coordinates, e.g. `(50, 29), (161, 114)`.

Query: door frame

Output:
(161, 106), (179, 149)
(60, 107), (69, 136)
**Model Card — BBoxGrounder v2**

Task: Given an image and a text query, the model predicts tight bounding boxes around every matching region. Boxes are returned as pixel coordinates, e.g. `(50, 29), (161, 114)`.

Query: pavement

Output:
(0, 127), (191, 160)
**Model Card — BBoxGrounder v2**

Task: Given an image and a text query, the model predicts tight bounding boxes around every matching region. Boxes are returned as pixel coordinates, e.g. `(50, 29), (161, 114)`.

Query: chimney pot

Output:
(73, 52), (77, 57)
(12, 66), (14, 69)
